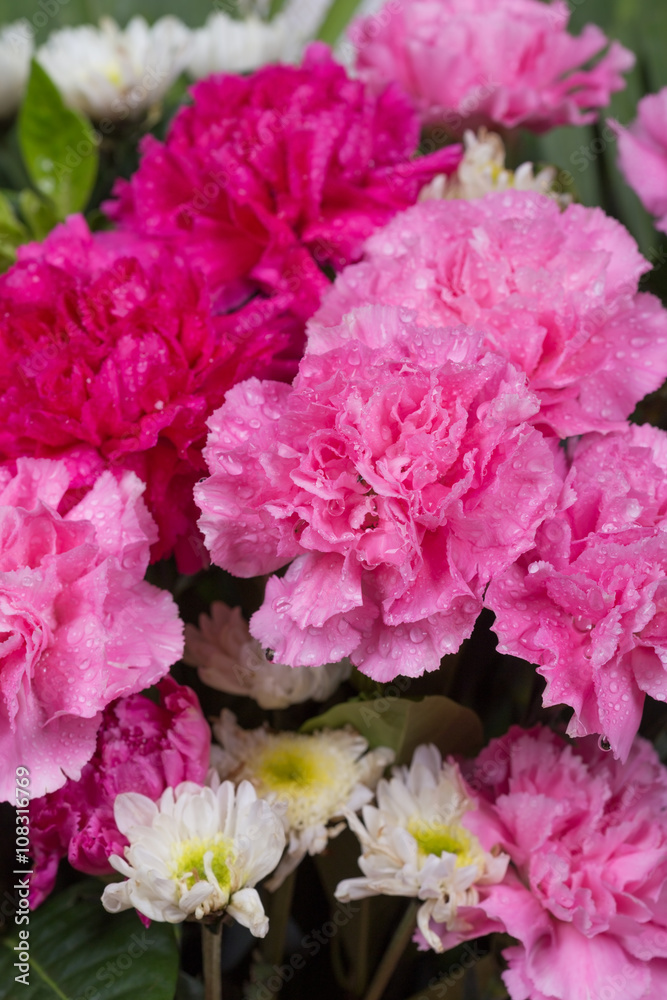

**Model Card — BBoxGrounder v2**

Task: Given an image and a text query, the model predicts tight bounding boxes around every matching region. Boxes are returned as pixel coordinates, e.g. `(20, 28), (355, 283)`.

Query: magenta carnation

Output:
(614, 89), (667, 234)
(350, 0), (633, 133)
(28, 676), (210, 908)
(0, 458), (183, 802)
(421, 727), (667, 1000)
(106, 43), (460, 333)
(486, 425), (667, 761)
(0, 216), (296, 570)
(195, 306), (563, 681)
(315, 192), (667, 438)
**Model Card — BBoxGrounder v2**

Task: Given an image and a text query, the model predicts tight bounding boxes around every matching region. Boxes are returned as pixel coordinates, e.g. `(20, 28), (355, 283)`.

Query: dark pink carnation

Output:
(315, 192), (667, 438)
(0, 458), (183, 802)
(351, 0), (633, 133)
(486, 425), (667, 760)
(614, 89), (667, 234)
(196, 306), (563, 681)
(420, 727), (667, 1000)
(0, 216), (296, 569)
(29, 677), (210, 908)
(106, 43), (460, 332)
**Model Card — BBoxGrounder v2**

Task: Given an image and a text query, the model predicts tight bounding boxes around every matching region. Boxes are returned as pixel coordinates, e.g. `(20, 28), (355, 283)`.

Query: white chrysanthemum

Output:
(187, 0), (331, 79)
(0, 21), (33, 120)
(101, 780), (285, 934)
(420, 129), (570, 206)
(36, 16), (192, 121)
(211, 709), (394, 889)
(184, 602), (351, 709)
(335, 745), (509, 952)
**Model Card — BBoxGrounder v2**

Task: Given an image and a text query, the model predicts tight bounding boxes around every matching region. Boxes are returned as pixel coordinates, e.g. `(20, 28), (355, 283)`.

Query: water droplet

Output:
(598, 736), (611, 752)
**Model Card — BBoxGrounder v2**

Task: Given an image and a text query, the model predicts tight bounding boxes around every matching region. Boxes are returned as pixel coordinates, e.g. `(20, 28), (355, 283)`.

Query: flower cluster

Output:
(36, 16), (192, 121)
(336, 744), (508, 952)
(350, 0), (634, 133)
(421, 727), (667, 1000)
(315, 191), (667, 439)
(102, 779), (286, 931)
(107, 43), (460, 354)
(0, 216), (298, 569)
(0, 458), (183, 802)
(29, 677), (210, 907)
(184, 601), (352, 709)
(211, 709), (394, 887)
(615, 87), (667, 234)
(487, 425), (667, 760)
(196, 305), (563, 679)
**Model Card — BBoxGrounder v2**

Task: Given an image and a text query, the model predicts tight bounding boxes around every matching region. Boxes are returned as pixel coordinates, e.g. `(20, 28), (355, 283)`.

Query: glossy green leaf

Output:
(0, 879), (179, 1000)
(18, 60), (98, 221)
(316, 0), (364, 45)
(301, 695), (483, 764)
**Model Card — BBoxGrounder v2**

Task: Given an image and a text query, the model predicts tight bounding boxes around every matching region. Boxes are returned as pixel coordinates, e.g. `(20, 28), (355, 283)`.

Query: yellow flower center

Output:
(407, 819), (480, 868)
(255, 737), (335, 798)
(102, 61), (123, 87)
(170, 835), (235, 892)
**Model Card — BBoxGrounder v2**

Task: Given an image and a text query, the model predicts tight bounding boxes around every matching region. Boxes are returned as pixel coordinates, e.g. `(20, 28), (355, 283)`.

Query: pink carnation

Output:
(421, 727), (667, 1000)
(195, 306), (563, 681)
(0, 216), (295, 569)
(106, 43), (460, 334)
(0, 458), (183, 802)
(486, 424), (667, 761)
(350, 0), (633, 133)
(315, 192), (667, 438)
(28, 677), (210, 908)
(614, 89), (667, 234)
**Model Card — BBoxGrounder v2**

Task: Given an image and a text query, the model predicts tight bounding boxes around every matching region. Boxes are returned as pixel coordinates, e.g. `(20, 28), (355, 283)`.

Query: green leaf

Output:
(317, 0), (365, 45)
(301, 695), (483, 764)
(0, 191), (28, 271)
(18, 188), (60, 242)
(18, 60), (98, 221)
(0, 878), (179, 1000)
(268, 0), (288, 17)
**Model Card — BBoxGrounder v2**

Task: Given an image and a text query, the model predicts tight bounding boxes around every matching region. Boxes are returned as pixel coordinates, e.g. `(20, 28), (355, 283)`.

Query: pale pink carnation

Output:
(0, 216), (299, 570)
(196, 306), (563, 681)
(614, 89), (667, 234)
(350, 0), (633, 134)
(28, 677), (210, 908)
(0, 458), (183, 802)
(420, 727), (667, 1000)
(315, 192), (667, 438)
(486, 424), (667, 761)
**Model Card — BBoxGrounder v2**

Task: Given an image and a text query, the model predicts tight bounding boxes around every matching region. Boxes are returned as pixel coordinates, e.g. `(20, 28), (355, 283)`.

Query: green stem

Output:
(202, 923), (223, 1000)
(352, 899), (371, 996)
(263, 870), (297, 966)
(362, 901), (419, 1000)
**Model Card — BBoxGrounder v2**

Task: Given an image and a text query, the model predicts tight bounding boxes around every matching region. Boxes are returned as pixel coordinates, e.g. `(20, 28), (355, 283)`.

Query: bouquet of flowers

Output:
(2, 1), (667, 999)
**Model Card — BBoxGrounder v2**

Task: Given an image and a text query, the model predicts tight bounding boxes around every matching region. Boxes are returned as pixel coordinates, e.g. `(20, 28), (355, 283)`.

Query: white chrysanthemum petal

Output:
(419, 128), (570, 207)
(227, 887), (269, 938)
(36, 15), (192, 120)
(185, 602), (351, 709)
(114, 791), (159, 836)
(0, 21), (33, 119)
(187, 0), (330, 79)
(101, 781), (285, 928)
(101, 879), (133, 913)
(211, 710), (393, 888)
(334, 745), (509, 952)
